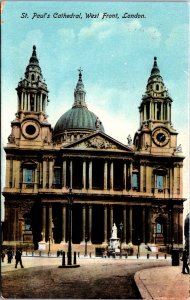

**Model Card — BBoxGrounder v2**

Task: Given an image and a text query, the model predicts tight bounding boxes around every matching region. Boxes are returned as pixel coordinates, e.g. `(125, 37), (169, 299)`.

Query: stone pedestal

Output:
(38, 241), (46, 251)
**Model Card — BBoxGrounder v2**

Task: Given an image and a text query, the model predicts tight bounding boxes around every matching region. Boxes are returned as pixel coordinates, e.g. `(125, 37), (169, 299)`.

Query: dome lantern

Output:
(53, 69), (104, 143)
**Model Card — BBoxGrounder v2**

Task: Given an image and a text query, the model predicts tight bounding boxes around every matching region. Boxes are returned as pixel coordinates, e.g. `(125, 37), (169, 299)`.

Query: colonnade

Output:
(41, 203), (152, 245)
(18, 91), (47, 113)
(140, 101), (171, 123)
(5, 156), (183, 199)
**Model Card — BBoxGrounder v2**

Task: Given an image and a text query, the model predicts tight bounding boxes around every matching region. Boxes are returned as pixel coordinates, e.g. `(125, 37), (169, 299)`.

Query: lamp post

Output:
(58, 188), (80, 268)
(85, 235), (88, 257)
(67, 188), (73, 265)
(171, 238), (174, 251)
(138, 237), (140, 257)
(119, 222), (123, 257)
(48, 235), (51, 253)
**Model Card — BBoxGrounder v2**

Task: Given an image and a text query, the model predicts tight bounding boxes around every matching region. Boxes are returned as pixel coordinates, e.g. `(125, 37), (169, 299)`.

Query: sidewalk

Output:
(134, 265), (189, 300)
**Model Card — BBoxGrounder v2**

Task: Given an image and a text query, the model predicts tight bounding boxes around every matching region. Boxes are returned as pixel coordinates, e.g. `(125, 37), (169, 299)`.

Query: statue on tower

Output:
(127, 134), (132, 146)
(95, 117), (101, 131)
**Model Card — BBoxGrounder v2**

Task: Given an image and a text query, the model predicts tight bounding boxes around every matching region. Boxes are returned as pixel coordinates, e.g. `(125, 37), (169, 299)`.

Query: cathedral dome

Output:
(53, 69), (104, 142)
(53, 106), (104, 136)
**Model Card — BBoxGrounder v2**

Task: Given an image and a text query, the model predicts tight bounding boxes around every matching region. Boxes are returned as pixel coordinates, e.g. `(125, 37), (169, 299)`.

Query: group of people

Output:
(0, 247), (189, 273)
(1, 249), (24, 268)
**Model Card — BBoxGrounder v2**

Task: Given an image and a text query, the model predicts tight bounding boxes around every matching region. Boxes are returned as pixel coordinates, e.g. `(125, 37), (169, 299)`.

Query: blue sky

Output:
(1, 1), (189, 214)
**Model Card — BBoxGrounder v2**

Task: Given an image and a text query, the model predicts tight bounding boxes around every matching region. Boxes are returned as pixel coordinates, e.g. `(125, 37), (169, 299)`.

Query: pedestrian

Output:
(15, 249), (24, 268)
(181, 249), (189, 274)
(1, 251), (5, 262)
(7, 249), (13, 263)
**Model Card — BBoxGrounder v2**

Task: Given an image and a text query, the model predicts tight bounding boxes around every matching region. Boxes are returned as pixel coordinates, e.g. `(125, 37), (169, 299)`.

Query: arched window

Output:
(31, 74), (35, 81)
(156, 84), (159, 91)
(156, 221), (163, 233)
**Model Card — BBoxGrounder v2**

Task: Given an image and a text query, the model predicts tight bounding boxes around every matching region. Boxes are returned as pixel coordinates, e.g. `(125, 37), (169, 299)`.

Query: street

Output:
(1, 256), (171, 299)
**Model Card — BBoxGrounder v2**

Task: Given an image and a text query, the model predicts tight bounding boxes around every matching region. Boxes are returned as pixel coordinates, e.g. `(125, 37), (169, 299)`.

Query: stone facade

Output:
(2, 47), (185, 251)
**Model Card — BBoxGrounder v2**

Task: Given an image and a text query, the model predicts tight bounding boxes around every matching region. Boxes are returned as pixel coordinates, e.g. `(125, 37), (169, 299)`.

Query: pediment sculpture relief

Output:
(85, 137), (117, 150)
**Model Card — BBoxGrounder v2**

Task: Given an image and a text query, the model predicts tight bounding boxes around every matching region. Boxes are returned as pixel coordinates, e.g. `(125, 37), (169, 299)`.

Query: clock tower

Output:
(8, 45), (52, 149)
(134, 57), (178, 155)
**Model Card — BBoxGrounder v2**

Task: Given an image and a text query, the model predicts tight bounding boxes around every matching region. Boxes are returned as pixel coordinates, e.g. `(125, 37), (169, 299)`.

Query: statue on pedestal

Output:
(111, 223), (118, 239)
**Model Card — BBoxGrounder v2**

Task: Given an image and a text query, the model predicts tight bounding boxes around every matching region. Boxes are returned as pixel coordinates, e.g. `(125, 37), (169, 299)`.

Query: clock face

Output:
(152, 128), (170, 146)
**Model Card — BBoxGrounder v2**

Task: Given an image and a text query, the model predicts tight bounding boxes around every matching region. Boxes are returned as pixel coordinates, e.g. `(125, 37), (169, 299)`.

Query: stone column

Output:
(149, 102), (152, 119)
(61, 204), (66, 243)
(129, 206), (133, 244)
(34, 93), (37, 112)
(88, 205), (92, 243)
(110, 205), (113, 238)
(110, 161), (114, 190)
(89, 160), (92, 190)
(143, 104), (147, 121)
(81, 205), (86, 242)
(179, 164), (183, 197)
(103, 205), (107, 243)
(82, 160), (86, 190)
(173, 164), (178, 196)
(17, 94), (20, 111)
(62, 159), (67, 188)
(104, 160), (108, 190)
(21, 92), (24, 110)
(155, 103), (157, 120)
(49, 160), (54, 188)
(43, 159), (47, 188)
(147, 207), (153, 243)
(166, 102), (169, 121)
(146, 165), (152, 193)
(161, 102), (163, 121)
(28, 93), (30, 111)
(23, 93), (26, 110)
(13, 160), (20, 189)
(170, 168), (173, 196)
(48, 204), (53, 242)
(140, 164), (144, 192)
(123, 206), (127, 243)
(123, 162), (127, 190)
(40, 94), (43, 111)
(142, 207), (146, 244)
(42, 204), (46, 241)
(5, 159), (11, 187)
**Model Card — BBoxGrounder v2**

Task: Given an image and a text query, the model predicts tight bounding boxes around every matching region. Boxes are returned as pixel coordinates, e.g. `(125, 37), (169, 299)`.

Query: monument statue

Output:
(111, 223), (118, 239)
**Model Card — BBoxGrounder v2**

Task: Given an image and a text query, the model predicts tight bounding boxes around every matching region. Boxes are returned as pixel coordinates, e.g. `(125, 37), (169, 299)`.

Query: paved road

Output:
(1, 256), (171, 299)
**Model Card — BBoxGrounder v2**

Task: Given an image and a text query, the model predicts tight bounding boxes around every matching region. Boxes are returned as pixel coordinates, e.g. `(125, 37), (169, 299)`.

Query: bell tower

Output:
(134, 57), (179, 155)
(7, 45), (52, 148)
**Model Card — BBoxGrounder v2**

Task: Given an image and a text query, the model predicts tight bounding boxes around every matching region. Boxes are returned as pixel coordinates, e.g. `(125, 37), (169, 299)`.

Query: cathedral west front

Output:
(2, 46), (185, 253)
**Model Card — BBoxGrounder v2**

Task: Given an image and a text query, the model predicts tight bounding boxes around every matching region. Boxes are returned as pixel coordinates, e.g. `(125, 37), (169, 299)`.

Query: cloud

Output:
(19, 30), (43, 52)
(165, 24), (189, 50)
(78, 20), (114, 40)
(144, 26), (161, 41)
(78, 19), (161, 45)
(57, 28), (76, 43)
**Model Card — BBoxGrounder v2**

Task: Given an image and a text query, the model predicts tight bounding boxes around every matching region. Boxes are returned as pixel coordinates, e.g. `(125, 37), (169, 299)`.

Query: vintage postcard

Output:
(1, 0), (189, 299)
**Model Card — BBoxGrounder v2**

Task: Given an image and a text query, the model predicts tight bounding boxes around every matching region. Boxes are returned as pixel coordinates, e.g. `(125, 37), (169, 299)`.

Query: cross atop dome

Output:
(73, 68), (87, 108)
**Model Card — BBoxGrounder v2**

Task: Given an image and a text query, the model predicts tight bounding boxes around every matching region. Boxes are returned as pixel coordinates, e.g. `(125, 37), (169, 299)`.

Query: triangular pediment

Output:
(63, 132), (133, 152)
